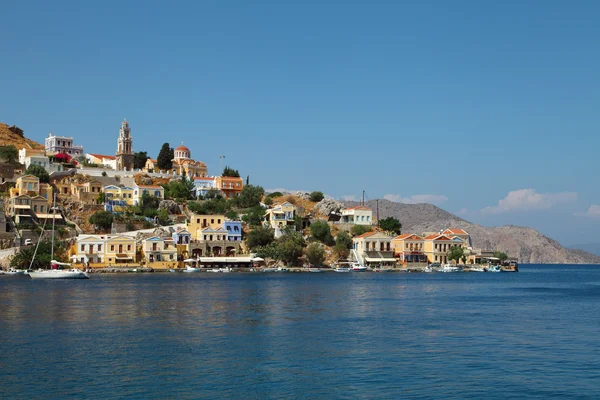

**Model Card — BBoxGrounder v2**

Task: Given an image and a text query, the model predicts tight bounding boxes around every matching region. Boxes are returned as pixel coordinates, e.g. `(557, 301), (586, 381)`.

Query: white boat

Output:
(28, 195), (88, 280)
(182, 258), (201, 272)
(352, 263), (367, 272)
(0, 269), (26, 276)
(207, 268), (221, 273)
(168, 268), (180, 273)
(439, 264), (461, 273)
(277, 267), (290, 272)
(183, 266), (200, 273)
(334, 268), (351, 272)
(486, 265), (502, 273)
(261, 267), (277, 273)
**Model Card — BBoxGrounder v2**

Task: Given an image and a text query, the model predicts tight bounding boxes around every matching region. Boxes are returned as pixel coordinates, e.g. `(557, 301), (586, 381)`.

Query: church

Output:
(115, 119), (134, 171)
(170, 144), (208, 178)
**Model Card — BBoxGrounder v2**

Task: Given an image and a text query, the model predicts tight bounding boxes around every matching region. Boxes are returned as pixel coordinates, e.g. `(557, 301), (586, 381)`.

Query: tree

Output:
(24, 164), (50, 183)
(225, 210), (239, 220)
(242, 205), (266, 227)
(156, 143), (174, 170)
(247, 226), (275, 249)
(157, 209), (170, 225)
(333, 243), (350, 259)
(235, 185), (265, 208)
(140, 192), (160, 212)
(277, 231), (305, 266)
(309, 220), (334, 245)
(264, 197), (273, 206)
(461, 255), (467, 264)
(379, 217), (402, 235)
(10, 240), (66, 269)
(336, 231), (353, 248)
(8, 125), (24, 137)
(0, 145), (18, 163)
(447, 245), (465, 264)
(222, 166), (240, 177)
(89, 211), (114, 231)
(134, 151), (149, 170)
(96, 192), (106, 204)
(306, 243), (325, 266)
(164, 180), (192, 201)
(309, 191), (325, 202)
(246, 175), (249, 185)
(351, 225), (372, 236)
(493, 251), (508, 262)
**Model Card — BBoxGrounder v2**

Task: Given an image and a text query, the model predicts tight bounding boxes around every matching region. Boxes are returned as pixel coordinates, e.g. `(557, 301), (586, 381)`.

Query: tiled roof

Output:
(424, 234), (452, 241)
(443, 228), (468, 235)
(394, 234), (423, 240)
(89, 154), (116, 160)
(346, 206), (371, 211)
(356, 231), (377, 239)
(138, 185), (163, 189)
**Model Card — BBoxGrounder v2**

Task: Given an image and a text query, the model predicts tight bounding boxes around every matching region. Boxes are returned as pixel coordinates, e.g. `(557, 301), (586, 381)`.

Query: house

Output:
(215, 176), (243, 198)
(441, 228), (472, 248)
(75, 235), (107, 264)
(45, 133), (84, 156)
(193, 176), (217, 198)
(104, 185), (135, 206)
(188, 214), (226, 239)
(170, 145), (208, 177)
(172, 228), (192, 246)
(5, 194), (54, 224)
(134, 184), (165, 205)
(392, 234), (427, 263)
(85, 154), (117, 170)
(265, 202), (296, 229)
(223, 220), (243, 241)
(142, 236), (177, 264)
(341, 206), (373, 225)
(352, 231), (396, 268)
(23, 154), (64, 174)
(18, 147), (46, 164)
(104, 235), (137, 265)
(189, 226), (241, 257)
(144, 158), (159, 173)
(422, 234), (465, 264)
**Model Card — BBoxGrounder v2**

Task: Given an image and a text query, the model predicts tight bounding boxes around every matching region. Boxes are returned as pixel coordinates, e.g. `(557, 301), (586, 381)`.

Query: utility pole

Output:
(219, 154), (225, 175)
(362, 190), (365, 206)
(376, 199), (379, 228)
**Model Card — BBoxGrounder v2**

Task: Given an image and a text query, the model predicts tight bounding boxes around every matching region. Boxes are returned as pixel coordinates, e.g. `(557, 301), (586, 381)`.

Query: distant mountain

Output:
(0, 122), (44, 150)
(567, 243), (600, 256)
(344, 199), (600, 264)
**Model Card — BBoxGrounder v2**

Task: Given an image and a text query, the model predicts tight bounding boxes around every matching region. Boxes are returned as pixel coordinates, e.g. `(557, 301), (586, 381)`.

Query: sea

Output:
(1, 265), (599, 399)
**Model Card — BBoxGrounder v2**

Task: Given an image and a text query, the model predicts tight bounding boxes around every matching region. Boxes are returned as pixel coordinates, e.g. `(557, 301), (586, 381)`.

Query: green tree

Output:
(222, 166), (240, 177)
(225, 210), (239, 220)
(133, 151), (149, 170)
(276, 231), (305, 266)
(164, 180), (191, 201)
(140, 192), (160, 212)
(335, 231), (353, 249)
(234, 185), (265, 208)
(263, 197), (273, 206)
(461, 255), (468, 264)
(351, 225), (372, 236)
(309, 191), (325, 202)
(89, 211), (114, 231)
(247, 226), (275, 249)
(96, 192), (106, 204)
(10, 240), (67, 269)
(309, 220), (334, 245)
(379, 217), (402, 235)
(266, 191), (283, 198)
(242, 205), (265, 227)
(447, 245), (465, 264)
(493, 251), (508, 262)
(0, 145), (18, 163)
(306, 242), (325, 266)
(24, 164), (50, 183)
(156, 143), (174, 170)
(157, 209), (170, 225)
(8, 125), (24, 137)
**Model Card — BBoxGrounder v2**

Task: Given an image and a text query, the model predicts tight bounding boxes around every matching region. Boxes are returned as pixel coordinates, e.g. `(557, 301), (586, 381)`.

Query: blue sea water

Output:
(1, 265), (600, 399)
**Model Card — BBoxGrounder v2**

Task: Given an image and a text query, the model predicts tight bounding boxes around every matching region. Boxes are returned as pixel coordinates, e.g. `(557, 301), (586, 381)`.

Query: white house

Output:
(352, 231), (396, 267)
(193, 176), (217, 198)
(341, 206), (373, 225)
(85, 154), (117, 170)
(75, 235), (108, 264)
(23, 155), (64, 174)
(45, 133), (84, 156)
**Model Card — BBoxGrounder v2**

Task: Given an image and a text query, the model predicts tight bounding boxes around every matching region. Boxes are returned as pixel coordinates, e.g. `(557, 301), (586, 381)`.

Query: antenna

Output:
(219, 154), (226, 175)
(376, 199), (379, 228)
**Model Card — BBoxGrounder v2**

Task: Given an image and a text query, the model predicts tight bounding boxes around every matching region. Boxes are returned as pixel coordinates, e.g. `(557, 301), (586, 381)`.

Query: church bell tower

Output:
(116, 119), (134, 171)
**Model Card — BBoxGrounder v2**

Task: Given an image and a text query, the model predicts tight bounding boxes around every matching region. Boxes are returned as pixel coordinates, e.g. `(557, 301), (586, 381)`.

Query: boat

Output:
(351, 263), (367, 272)
(261, 267), (277, 273)
(485, 265), (502, 273)
(0, 268), (26, 276)
(183, 266), (200, 273)
(501, 261), (519, 272)
(277, 267), (290, 272)
(334, 267), (351, 272)
(465, 266), (485, 272)
(332, 259), (352, 272)
(439, 264), (461, 273)
(28, 195), (89, 280)
(168, 268), (180, 273)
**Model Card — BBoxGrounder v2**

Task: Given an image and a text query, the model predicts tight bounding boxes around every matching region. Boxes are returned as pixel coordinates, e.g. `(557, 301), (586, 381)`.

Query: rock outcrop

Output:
(315, 198), (343, 216)
(159, 200), (181, 214)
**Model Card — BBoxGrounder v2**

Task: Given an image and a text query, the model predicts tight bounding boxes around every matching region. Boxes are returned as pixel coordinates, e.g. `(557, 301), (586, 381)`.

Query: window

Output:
(218, 219), (221, 224)
(98, 244), (102, 251)
(127, 245), (132, 251)
(211, 219), (214, 224)
(196, 219), (200, 223)
(110, 245), (115, 251)
(81, 244), (85, 251)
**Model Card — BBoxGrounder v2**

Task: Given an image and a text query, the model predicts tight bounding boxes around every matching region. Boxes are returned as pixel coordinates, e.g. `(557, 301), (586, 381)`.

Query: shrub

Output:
(309, 220), (334, 245)
(305, 243), (325, 266)
(309, 191), (324, 202)
(351, 225), (372, 236)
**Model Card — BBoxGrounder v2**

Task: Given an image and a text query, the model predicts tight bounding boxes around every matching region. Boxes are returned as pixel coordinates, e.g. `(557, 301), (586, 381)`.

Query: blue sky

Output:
(1, 1), (599, 245)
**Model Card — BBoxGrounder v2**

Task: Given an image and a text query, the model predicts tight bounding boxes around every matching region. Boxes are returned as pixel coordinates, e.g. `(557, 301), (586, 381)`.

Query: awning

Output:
(198, 257), (257, 263)
(115, 254), (133, 260)
(36, 213), (63, 219)
(365, 257), (397, 262)
(14, 205), (31, 209)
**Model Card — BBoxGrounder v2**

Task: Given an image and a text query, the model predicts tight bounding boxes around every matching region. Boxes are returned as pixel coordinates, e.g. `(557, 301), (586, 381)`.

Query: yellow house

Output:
(392, 234), (427, 263)
(144, 158), (159, 173)
(142, 236), (177, 264)
(104, 235), (137, 265)
(188, 214), (225, 239)
(10, 175), (52, 201)
(265, 202), (296, 229)
(441, 228), (471, 247)
(352, 231), (396, 267)
(423, 234), (465, 264)
(103, 185), (135, 206)
(134, 184), (165, 205)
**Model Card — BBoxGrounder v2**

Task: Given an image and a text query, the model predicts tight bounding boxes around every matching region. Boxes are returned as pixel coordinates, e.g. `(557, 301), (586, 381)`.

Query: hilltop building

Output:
(45, 133), (84, 156)
(170, 144), (207, 177)
(116, 119), (134, 171)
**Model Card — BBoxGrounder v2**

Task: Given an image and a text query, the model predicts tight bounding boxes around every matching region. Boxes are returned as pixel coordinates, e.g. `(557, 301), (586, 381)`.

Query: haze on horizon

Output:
(1, 1), (598, 246)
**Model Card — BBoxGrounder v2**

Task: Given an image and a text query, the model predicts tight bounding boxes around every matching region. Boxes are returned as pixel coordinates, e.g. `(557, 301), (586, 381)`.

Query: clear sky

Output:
(1, 1), (599, 245)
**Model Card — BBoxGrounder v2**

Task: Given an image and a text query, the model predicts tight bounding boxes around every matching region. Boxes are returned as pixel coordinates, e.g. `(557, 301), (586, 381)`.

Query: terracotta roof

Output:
(89, 154), (116, 160)
(138, 185), (163, 189)
(443, 228), (468, 235)
(356, 231), (377, 239)
(394, 234), (423, 240)
(424, 234), (452, 241)
(175, 145), (190, 151)
(346, 206), (371, 211)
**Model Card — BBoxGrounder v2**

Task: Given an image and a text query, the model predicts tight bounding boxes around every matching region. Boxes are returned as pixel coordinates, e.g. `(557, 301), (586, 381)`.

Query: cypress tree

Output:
(157, 143), (173, 170)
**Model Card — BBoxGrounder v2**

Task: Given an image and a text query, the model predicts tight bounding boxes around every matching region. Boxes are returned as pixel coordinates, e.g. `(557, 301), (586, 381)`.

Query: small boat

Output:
(261, 267), (277, 273)
(485, 265), (502, 273)
(352, 263), (367, 272)
(207, 268), (221, 273)
(439, 264), (461, 273)
(0, 269), (26, 276)
(373, 268), (394, 272)
(334, 268), (351, 272)
(277, 267), (290, 272)
(465, 266), (485, 272)
(183, 266), (200, 273)
(220, 267), (232, 273)
(308, 268), (323, 273)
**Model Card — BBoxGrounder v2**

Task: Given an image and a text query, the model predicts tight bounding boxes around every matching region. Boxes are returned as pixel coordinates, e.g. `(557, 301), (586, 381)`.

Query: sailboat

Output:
(28, 194), (89, 280)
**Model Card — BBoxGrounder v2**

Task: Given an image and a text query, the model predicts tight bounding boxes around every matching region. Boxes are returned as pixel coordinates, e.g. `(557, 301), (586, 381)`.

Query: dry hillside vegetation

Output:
(0, 123), (44, 150)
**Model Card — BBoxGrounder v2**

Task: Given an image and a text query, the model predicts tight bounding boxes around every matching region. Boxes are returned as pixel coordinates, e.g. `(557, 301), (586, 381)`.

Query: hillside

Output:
(0, 122), (44, 150)
(345, 199), (600, 264)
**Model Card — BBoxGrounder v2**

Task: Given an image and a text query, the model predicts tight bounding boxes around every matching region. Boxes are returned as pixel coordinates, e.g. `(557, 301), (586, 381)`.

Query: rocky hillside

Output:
(0, 123), (44, 150)
(345, 199), (600, 264)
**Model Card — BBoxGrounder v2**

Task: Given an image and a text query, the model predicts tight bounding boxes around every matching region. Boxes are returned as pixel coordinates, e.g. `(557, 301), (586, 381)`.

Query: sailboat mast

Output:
(51, 192), (56, 261)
